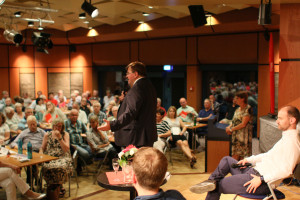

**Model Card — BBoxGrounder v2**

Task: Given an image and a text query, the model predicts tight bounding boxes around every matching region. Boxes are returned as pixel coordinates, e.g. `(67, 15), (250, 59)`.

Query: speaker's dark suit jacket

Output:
(110, 78), (157, 147)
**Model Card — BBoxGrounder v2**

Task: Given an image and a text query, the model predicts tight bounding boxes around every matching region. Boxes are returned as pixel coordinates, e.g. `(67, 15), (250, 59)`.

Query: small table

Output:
(0, 148), (58, 190)
(184, 122), (207, 151)
(97, 172), (137, 200)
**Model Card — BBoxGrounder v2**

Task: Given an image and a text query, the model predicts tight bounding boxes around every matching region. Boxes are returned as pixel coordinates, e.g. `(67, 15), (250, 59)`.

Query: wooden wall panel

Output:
(257, 65), (270, 138)
(258, 32), (280, 65)
(187, 37), (197, 65)
(83, 67), (92, 92)
(280, 4), (300, 59)
(35, 46), (69, 68)
(35, 68), (48, 96)
(198, 33), (258, 64)
(92, 42), (130, 66)
(0, 45), (8, 68)
(139, 38), (186, 65)
(207, 141), (230, 172)
(278, 61), (300, 109)
(130, 41), (139, 62)
(9, 46), (34, 68)
(186, 66), (202, 112)
(9, 68), (20, 99)
(70, 45), (92, 67)
(0, 68), (9, 93)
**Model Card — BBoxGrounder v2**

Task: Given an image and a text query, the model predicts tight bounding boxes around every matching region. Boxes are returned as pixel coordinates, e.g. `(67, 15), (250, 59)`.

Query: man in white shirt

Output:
(190, 105), (300, 200)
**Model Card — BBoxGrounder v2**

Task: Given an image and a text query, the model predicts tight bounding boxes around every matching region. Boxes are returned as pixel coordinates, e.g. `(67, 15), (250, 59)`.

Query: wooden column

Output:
(278, 4), (300, 108)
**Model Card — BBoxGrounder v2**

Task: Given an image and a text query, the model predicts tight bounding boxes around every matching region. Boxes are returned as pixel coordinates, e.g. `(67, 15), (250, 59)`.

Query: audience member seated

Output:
(114, 95), (120, 107)
(157, 98), (166, 117)
(17, 107), (34, 134)
(14, 103), (24, 121)
(107, 106), (118, 121)
(0, 161), (46, 200)
(64, 109), (93, 173)
(35, 97), (46, 114)
(88, 102), (107, 126)
(190, 106), (300, 200)
(73, 90), (81, 104)
(43, 102), (66, 123)
(3, 98), (15, 112)
(225, 91), (253, 161)
(23, 92), (32, 108)
(72, 103), (88, 125)
(47, 92), (58, 106)
(219, 96), (239, 124)
(4, 107), (19, 141)
(54, 90), (66, 104)
(80, 97), (92, 117)
(196, 99), (214, 136)
(87, 115), (117, 169)
(132, 147), (186, 200)
(153, 109), (171, 153)
(40, 118), (73, 198)
(29, 91), (43, 110)
(11, 116), (46, 184)
(0, 113), (10, 145)
(165, 106), (196, 168)
(67, 93), (76, 110)
(103, 89), (114, 111)
(177, 98), (198, 148)
(209, 95), (220, 115)
(105, 100), (116, 117)
(58, 96), (67, 110)
(0, 91), (9, 112)
(89, 90), (101, 105)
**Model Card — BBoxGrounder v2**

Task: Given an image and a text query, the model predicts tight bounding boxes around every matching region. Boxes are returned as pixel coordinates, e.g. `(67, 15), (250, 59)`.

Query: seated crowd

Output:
(1, 81), (297, 200)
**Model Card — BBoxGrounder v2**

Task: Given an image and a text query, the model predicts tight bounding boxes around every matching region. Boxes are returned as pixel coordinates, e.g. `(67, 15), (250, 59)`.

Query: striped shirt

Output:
(156, 120), (170, 135)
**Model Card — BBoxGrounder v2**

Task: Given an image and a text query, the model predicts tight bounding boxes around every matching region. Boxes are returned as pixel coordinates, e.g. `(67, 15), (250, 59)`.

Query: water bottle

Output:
(27, 142), (32, 159)
(17, 139), (23, 154)
(194, 116), (197, 126)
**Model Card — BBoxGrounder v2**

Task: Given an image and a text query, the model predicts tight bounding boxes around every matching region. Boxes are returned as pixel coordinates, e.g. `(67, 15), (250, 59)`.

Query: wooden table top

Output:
(184, 122), (207, 129)
(0, 148), (58, 168)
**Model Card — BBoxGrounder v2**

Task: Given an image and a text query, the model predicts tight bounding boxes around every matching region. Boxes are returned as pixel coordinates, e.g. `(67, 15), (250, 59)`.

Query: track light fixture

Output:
(3, 29), (23, 45)
(79, 13), (86, 19)
(14, 11), (21, 17)
(32, 32), (53, 54)
(258, 0), (272, 25)
(81, 0), (99, 18)
(142, 12), (149, 16)
(28, 21), (34, 27)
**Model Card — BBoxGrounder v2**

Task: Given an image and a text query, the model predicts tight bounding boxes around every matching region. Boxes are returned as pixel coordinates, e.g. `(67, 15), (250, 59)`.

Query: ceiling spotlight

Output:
(87, 28), (99, 37)
(79, 13), (86, 19)
(148, 6), (153, 9)
(81, 0), (99, 18)
(138, 21), (144, 24)
(32, 32), (53, 54)
(38, 26), (44, 30)
(3, 29), (23, 45)
(14, 11), (21, 17)
(143, 12), (150, 16)
(28, 21), (34, 27)
(83, 20), (89, 24)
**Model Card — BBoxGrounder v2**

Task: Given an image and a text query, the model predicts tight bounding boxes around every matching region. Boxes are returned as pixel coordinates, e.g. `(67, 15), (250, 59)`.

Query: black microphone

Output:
(231, 163), (252, 168)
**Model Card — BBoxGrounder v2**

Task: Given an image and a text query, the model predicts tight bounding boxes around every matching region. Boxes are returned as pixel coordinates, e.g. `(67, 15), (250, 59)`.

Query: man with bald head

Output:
(64, 109), (92, 169)
(177, 98), (198, 123)
(190, 105), (300, 199)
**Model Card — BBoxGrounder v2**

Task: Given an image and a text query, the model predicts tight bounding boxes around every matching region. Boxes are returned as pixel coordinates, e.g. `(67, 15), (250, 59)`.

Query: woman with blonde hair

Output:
(165, 106), (197, 168)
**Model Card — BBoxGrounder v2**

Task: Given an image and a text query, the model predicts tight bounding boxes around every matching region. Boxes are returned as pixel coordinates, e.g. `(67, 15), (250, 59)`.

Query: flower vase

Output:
(122, 162), (133, 183)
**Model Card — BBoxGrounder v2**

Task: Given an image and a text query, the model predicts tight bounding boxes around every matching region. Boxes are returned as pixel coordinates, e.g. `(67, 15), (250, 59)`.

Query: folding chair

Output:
(93, 150), (109, 184)
(68, 149), (79, 197)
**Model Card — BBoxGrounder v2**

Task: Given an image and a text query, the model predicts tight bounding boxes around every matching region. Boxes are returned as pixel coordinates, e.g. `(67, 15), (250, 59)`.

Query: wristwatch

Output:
(260, 176), (265, 183)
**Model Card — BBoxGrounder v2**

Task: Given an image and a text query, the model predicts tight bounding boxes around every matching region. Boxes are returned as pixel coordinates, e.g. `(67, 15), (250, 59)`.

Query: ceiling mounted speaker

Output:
(258, 3), (272, 25)
(188, 5), (207, 28)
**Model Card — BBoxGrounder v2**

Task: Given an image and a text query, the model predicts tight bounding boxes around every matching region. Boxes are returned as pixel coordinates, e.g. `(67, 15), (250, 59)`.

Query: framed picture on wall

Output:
(19, 73), (35, 98)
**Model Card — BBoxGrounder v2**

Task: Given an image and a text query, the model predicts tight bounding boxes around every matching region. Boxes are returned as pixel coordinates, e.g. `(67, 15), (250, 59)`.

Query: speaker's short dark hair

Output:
(126, 61), (147, 77)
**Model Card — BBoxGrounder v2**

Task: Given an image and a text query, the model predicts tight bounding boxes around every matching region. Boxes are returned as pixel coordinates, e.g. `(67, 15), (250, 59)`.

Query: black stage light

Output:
(258, 3), (272, 25)
(3, 29), (23, 44)
(14, 11), (21, 17)
(79, 13), (86, 19)
(32, 32), (53, 54)
(81, 1), (99, 18)
(188, 5), (207, 28)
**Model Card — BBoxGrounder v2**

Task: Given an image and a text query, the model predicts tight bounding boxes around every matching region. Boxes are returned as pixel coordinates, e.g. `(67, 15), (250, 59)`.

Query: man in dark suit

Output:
(98, 61), (157, 147)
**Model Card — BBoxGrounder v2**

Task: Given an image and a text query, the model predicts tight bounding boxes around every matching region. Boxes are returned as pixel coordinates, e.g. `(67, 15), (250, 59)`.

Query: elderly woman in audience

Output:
(165, 106), (197, 168)
(4, 107), (19, 141)
(40, 118), (72, 198)
(15, 103), (24, 120)
(0, 113), (10, 145)
(225, 91), (253, 161)
(87, 115), (117, 169)
(43, 102), (66, 123)
(0, 161), (45, 200)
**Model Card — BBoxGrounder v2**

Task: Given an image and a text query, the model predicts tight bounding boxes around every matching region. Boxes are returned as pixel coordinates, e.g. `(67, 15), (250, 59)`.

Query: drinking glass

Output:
(112, 158), (120, 181)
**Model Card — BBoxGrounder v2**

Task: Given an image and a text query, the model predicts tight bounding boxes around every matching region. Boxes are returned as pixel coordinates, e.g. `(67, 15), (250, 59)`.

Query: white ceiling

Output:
(0, 0), (294, 32)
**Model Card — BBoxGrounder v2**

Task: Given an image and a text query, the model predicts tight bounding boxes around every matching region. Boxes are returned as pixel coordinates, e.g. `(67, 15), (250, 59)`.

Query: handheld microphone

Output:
(231, 163), (252, 168)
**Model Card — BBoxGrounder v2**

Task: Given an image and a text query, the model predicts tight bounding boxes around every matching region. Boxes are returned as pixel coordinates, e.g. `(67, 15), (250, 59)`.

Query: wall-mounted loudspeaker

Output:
(188, 5), (207, 28)
(258, 3), (272, 25)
